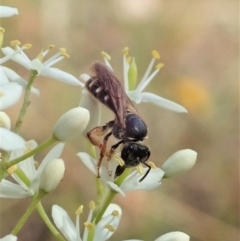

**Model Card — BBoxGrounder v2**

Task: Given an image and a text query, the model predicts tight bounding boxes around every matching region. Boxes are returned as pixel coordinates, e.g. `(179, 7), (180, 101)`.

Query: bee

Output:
(86, 62), (151, 182)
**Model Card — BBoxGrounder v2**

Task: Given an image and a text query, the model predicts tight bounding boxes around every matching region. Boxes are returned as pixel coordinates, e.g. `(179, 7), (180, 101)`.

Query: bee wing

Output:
(92, 62), (128, 125)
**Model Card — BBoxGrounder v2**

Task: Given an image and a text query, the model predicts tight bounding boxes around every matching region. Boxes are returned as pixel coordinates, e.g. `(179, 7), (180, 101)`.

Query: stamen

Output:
(126, 56), (132, 64)
(34, 161), (39, 168)
(22, 43), (32, 49)
(114, 154), (125, 166)
(75, 205), (83, 215)
(148, 161), (157, 169)
(10, 40), (21, 50)
(155, 63), (164, 69)
(48, 44), (55, 50)
(151, 50), (160, 59)
(84, 222), (94, 230)
(111, 210), (119, 217)
(0, 27), (5, 33)
(100, 51), (111, 60)
(105, 224), (115, 232)
(121, 47), (129, 56)
(60, 48), (70, 58)
(89, 201), (95, 210)
(136, 164), (144, 174)
(7, 165), (17, 174)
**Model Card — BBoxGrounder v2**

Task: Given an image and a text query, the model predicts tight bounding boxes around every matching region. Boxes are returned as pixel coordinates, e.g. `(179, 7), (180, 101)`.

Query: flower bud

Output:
(155, 231), (190, 241)
(162, 149), (197, 178)
(53, 107), (90, 141)
(39, 159), (65, 192)
(0, 111), (11, 129)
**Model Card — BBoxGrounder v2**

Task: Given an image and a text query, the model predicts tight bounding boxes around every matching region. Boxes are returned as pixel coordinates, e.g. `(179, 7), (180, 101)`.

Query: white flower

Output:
(0, 6), (18, 18)
(0, 142), (65, 198)
(161, 149), (197, 178)
(0, 127), (25, 151)
(52, 203), (122, 241)
(2, 45), (84, 86)
(100, 48), (187, 113)
(0, 39), (39, 95)
(39, 159), (65, 192)
(155, 231), (190, 241)
(53, 107), (90, 141)
(77, 152), (164, 196)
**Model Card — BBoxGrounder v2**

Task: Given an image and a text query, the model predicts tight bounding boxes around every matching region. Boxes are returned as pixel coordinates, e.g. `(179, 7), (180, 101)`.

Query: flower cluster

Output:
(0, 4), (197, 241)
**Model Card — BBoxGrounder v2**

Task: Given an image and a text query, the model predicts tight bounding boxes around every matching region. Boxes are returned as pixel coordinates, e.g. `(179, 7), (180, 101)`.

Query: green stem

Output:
(11, 190), (47, 235)
(36, 202), (66, 241)
(14, 70), (38, 134)
(6, 136), (58, 168)
(93, 169), (131, 224)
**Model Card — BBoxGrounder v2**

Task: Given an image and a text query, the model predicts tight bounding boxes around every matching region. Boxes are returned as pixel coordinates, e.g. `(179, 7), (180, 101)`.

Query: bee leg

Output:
(87, 120), (114, 148)
(139, 162), (151, 182)
(97, 131), (113, 178)
(107, 140), (124, 161)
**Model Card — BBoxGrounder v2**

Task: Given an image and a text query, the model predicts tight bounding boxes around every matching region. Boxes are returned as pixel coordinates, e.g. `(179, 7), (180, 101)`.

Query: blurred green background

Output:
(0, 0), (239, 240)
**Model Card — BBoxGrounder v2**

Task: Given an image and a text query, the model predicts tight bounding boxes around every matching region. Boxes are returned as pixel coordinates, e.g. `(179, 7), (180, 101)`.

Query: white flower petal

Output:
(77, 152), (98, 176)
(41, 67), (84, 86)
(1, 66), (40, 95)
(120, 168), (164, 192)
(77, 152), (110, 179)
(1, 47), (31, 69)
(140, 92), (188, 113)
(79, 90), (101, 136)
(0, 67), (9, 84)
(107, 181), (125, 196)
(37, 143), (65, 174)
(0, 6), (18, 18)
(79, 74), (90, 82)
(0, 234), (18, 241)
(155, 231), (190, 241)
(0, 179), (30, 198)
(52, 205), (79, 241)
(30, 59), (44, 73)
(0, 83), (23, 110)
(0, 128), (25, 151)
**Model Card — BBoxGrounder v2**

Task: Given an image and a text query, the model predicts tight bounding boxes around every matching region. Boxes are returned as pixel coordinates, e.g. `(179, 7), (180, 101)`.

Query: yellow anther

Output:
(148, 161), (156, 169)
(7, 165), (17, 174)
(126, 56), (132, 64)
(48, 44), (55, 50)
(89, 201), (95, 210)
(155, 63), (164, 69)
(105, 224), (115, 232)
(84, 222), (94, 230)
(0, 27), (5, 33)
(75, 205), (83, 215)
(121, 47), (129, 56)
(111, 210), (119, 217)
(11, 40), (21, 49)
(151, 50), (160, 59)
(100, 51), (111, 60)
(0, 92), (4, 97)
(136, 164), (144, 174)
(59, 48), (70, 58)
(22, 43), (32, 49)
(114, 154), (125, 166)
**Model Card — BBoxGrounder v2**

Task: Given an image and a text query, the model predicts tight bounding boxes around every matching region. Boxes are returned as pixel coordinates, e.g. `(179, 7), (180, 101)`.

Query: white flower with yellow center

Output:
(2, 43), (84, 86)
(100, 48), (187, 113)
(0, 142), (65, 198)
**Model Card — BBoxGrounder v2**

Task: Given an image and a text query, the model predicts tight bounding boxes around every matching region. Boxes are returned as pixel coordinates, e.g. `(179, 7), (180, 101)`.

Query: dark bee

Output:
(86, 62), (151, 182)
